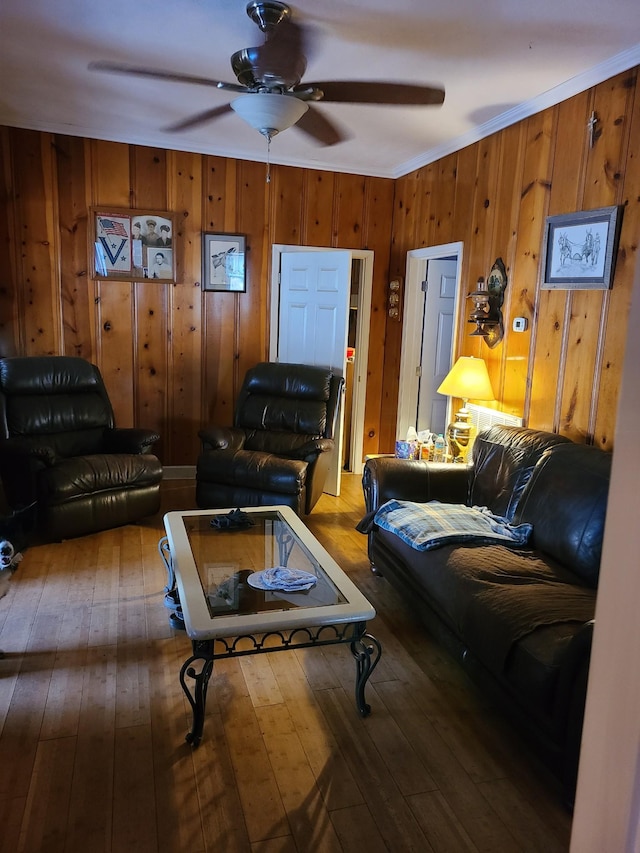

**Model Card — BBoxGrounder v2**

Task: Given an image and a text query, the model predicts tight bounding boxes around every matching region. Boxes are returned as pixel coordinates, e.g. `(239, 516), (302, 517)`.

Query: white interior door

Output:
(397, 242), (463, 442)
(270, 245), (373, 480)
(416, 259), (457, 435)
(276, 250), (351, 496)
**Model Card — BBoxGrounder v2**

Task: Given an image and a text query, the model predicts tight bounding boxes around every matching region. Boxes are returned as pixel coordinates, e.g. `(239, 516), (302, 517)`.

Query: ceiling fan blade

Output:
(294, 104), (345, 146)
(163, 104), (233, 132)
(300, 80), (445, 106)
(88, 60), (240, 91)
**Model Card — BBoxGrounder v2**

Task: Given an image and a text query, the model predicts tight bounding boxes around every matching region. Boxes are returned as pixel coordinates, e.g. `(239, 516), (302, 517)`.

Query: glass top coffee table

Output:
(160, 505), (381, 746)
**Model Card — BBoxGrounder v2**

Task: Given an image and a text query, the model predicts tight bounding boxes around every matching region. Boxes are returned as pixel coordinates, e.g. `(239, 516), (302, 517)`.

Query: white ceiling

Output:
(2, 0), (640, 179)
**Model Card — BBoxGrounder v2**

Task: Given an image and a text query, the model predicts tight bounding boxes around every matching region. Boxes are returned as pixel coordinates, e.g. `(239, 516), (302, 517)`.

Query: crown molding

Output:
(394, 43), (640, 179)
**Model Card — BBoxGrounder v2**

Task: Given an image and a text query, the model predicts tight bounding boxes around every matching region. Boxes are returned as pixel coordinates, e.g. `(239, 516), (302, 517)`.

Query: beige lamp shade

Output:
(437, 356), (495, 401)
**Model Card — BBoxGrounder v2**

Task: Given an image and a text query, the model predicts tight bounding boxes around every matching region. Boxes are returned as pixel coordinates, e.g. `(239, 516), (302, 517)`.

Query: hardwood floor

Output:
(0, 475), (572, 852)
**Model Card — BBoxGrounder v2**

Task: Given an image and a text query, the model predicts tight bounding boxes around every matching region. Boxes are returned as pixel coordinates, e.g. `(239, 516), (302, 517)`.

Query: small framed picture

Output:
(90, 208), (176, 282)
(202, 233), (246, 292)
(540, 205), (623, 290)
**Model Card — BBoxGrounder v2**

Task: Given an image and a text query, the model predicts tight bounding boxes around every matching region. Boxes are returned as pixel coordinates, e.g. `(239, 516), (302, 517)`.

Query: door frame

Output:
(269, 244), (374, 476)
(396, 242), (464, 439)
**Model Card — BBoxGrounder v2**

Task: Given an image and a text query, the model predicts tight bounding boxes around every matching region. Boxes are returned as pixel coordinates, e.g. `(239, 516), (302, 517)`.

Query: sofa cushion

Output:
(236, 362), (333, 436)
(514, 443), (612, 587)
(195, 481), (306, 514)
(240, 396), (329, 437)
(459, 548), (595, 672)
(196, 448), (307, 495)
(504, 622), (586, 721)
(243, 429), (324, 456)
(469, 426), (570, 520)
(0, 355), (115, 458)
(374, 530), (595, 672)
(40, 453), (163, 502)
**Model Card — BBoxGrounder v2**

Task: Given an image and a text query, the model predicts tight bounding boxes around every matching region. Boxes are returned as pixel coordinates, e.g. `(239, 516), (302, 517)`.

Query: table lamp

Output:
(437, 356), (495, 462)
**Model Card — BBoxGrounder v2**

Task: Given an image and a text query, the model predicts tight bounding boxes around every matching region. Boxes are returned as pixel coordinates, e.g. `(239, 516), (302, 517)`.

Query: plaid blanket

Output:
(373, 499), (532, 551)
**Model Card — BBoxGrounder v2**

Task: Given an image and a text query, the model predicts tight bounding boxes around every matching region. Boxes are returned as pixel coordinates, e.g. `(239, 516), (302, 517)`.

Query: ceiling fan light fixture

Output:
(230, 92), (309, 138)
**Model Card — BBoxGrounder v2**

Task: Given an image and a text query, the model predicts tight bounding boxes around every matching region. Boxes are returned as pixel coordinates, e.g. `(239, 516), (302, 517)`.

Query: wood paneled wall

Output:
(1, 65), (638, 465)
(0, 132), (393, 465)
(386, 67), (640, 451)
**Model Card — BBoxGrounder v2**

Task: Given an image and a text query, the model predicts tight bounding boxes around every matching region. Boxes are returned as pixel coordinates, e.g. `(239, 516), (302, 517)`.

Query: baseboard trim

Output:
(163, 465), (196, 480)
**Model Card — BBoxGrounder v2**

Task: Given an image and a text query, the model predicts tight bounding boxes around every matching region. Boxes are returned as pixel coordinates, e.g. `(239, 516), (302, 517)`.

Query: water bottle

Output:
(433, 433), (446, 463)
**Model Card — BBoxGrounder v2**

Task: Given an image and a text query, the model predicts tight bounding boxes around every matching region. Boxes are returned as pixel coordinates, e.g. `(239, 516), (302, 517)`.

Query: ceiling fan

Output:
(89, 1), (445, 147)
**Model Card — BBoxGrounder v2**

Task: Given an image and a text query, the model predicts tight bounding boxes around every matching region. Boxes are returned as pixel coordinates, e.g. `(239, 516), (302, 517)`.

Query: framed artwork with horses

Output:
(90, 208), (176, 282)
(541, 205), (623, 290)
(202, 232), (246, 292)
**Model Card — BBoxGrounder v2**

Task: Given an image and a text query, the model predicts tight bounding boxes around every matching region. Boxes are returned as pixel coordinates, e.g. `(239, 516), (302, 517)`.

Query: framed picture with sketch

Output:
(202, 233), (246, 292)
(540, 205), (623, 290)
(90, 207), (176, 282)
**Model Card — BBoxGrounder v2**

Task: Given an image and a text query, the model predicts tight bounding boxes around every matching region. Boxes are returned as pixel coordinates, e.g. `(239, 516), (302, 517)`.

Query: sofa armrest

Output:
(362, 457), (470, 513)
(103, 427), (160, 454)
(0, 437), (58, 466)
(554, 619), (594, 802)
(198, 426), (245, 452)
(287, 437), (335, 460)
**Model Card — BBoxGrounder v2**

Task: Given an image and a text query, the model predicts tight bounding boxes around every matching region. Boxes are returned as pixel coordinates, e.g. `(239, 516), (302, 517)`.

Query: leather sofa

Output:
(0, 356), (163, 541)
(360, 425), (611, 802)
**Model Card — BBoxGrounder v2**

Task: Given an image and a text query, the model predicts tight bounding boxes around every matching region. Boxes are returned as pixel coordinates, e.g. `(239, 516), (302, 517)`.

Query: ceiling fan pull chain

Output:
(266, 135), (272, 183)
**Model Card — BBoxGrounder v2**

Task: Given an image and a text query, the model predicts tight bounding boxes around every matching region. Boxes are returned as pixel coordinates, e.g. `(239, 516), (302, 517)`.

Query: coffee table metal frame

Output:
(160, 506), (381, 747)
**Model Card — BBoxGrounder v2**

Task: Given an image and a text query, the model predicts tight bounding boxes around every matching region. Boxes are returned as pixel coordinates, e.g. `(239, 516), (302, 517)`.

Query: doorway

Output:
(397, 243), (463, 440)
(269, 245), (373, 495)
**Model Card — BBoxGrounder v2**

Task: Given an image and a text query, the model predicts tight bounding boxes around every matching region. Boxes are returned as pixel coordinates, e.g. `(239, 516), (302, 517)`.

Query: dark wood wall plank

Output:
(449, 144), (479, 352)
(414, 162), (437, 250)
(302, 170), (337, 247)
(89, 140), (134, 425)
(361, 176), (395, 458)
(432, 153), (458, 247)
(592, 70), (640, 447)
(130, 146), (169, 453)
(167, 150), (203, 465)
(495, 122), (527, 415)
(55, 135), (92, 360)
(335, 173), (367, 249)
(12, 131), (61, 357)
(236, 159), (268, 384)
(201, 157), (236, 430)
(463, 137), (501, 379)
(0, 128), (20, 356)
(270, 165), (305, 246)
(518, 107), (560, 432)
(130, 147), (167, 211)
(380, 174), (419, 449)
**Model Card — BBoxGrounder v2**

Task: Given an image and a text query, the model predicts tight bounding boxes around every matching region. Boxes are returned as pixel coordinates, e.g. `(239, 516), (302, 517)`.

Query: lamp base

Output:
(446, 406), (474, 463)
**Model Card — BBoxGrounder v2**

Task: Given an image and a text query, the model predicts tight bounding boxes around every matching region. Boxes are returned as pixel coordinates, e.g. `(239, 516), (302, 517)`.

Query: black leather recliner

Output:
(0, 356), (163, 540)
(196, 362), (344, 515)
